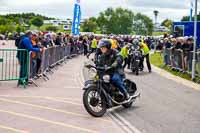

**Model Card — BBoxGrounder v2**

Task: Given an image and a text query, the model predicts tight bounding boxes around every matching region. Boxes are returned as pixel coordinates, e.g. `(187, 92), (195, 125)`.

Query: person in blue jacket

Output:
(17, 31), (43, 86)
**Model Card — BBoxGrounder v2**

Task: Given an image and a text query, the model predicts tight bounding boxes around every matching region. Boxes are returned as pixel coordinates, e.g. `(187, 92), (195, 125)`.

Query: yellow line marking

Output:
(44, 97), (82, 106)
(0, 109), (100, 133)
(0, 95), (81, 102)
(0, 125), (29, 133)
(0, 98), (112, 123)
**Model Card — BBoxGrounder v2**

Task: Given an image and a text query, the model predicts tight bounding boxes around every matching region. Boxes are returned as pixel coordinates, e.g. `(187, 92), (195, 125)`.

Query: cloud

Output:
(0, 0), (199, 22)
(126, 0), (189, 9)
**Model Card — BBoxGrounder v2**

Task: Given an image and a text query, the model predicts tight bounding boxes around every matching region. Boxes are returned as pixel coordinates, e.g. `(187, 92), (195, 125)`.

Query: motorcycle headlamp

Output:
(103, 75), (110, 83)
(88, 68), (97, 79)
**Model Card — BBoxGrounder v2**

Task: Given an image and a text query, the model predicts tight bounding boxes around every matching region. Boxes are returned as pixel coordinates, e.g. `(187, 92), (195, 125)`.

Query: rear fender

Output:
(124, 79), (137, 94)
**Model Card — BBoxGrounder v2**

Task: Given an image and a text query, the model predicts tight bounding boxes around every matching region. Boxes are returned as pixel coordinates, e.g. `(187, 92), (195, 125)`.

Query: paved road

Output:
(1, 55), (200, 133)
(114, 68), (200, 133)
(0, 56), (123, 133)
(82, 55), (200, 133)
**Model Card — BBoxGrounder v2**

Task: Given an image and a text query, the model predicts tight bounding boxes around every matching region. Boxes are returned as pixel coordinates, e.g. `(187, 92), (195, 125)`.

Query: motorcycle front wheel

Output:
(83, 87), (107, 117)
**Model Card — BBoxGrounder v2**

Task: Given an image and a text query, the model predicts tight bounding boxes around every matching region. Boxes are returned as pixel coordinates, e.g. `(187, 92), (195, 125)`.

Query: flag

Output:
(190, 1), (193, 21)
(72, 0), (81, 35)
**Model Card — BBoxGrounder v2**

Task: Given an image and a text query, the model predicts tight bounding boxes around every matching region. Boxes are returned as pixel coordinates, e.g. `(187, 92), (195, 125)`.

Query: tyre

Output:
(83, 87), (107, 117)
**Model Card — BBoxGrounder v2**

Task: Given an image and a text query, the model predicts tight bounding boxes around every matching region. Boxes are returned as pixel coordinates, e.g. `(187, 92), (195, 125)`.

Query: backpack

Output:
(15, 35), (23, 48)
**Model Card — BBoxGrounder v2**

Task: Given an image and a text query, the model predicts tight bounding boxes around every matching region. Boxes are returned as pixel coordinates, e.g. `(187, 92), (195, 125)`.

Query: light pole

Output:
(192, 0), (198, 80)
(153, 10), (159, 24)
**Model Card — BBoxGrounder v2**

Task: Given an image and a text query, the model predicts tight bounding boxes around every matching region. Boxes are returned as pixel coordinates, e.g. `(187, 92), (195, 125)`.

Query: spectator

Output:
(83, 36), (89, 56)
(182, 38), (194, 70)
(163, 38), (172, 65)
(16, 31), (43, 86)
(30, 32), (39, 79)
(55, 33), (63, 46)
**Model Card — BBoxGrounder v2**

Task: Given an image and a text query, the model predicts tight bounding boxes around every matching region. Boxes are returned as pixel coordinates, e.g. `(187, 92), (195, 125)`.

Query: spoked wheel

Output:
(83, 87), (107, 117)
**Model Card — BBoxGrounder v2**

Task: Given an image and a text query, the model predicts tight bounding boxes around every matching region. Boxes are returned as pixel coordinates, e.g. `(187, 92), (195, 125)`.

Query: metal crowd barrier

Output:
(163, 48), (200, 79)
(0, 49), (29, 87)
(38, 45), (82, 81)
(0, 44), (84, 87)
(196, 52), (200, 80)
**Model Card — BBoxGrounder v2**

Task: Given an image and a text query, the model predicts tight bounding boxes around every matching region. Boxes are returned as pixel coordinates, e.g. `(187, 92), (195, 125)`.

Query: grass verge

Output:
(150, 52), (200, 83)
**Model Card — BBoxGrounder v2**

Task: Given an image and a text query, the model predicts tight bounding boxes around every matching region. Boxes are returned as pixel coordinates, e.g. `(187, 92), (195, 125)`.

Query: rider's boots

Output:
(124, 90), (130, 100)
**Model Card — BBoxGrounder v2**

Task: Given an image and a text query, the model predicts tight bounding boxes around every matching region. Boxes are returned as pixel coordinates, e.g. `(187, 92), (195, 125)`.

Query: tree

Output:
(45, 25), (58, 32)
(0, 24), (14, 34)
(0, 13), (55, 33)
(133, 13), (153, 35)
(30, 17), (44, 27)
(181, 16), (190, 21)
(161, 19), (173, 29)
(15, 24), (25, 33)
(81, 17), (98, 32)
(97, 7), (134, 34)
(181, 12), (200, 21)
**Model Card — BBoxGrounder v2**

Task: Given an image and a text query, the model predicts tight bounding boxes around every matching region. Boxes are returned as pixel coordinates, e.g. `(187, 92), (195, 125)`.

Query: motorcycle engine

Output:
(114, 92), (125, 102)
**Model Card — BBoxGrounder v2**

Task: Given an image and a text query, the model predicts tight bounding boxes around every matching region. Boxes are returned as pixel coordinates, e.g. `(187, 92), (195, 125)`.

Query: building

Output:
(154, 23), (170, 32)
(44, 19), (72, 30)
(43, 18), (88, 31)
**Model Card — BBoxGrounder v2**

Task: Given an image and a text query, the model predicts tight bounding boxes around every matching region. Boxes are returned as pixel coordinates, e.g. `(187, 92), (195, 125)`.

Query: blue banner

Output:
(72, 0), (81, 35)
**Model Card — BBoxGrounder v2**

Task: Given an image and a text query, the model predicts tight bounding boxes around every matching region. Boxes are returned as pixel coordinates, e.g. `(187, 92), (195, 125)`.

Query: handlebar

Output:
(85, 64), (113, 72)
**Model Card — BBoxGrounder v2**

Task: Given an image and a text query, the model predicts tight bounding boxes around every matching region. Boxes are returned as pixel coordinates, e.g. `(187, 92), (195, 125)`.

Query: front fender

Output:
(83, 80), (111, 107)
(83, 80), (96, 90)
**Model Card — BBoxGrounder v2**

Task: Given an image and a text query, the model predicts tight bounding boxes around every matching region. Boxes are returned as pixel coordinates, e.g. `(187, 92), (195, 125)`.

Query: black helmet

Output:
(98, 39), (111, 49)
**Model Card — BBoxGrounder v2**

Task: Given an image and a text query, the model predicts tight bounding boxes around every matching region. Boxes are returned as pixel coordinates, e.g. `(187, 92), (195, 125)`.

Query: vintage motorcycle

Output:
(128, 45), (144, 75)
(82, 62), (140, 117)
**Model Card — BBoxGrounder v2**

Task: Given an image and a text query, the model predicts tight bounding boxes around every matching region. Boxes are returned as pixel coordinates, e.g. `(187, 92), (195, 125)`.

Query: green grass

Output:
(152, 31), (167, 36)
(150, 52), (199, 82)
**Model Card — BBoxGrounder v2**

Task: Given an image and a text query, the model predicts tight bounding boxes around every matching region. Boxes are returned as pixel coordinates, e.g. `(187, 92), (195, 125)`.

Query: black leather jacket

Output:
(97, 49), (124, 76)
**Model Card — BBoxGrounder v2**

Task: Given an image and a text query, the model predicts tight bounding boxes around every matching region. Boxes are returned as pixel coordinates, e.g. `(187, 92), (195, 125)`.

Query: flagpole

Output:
(192, 0), (198, 80)
(190, 1), (193, 21)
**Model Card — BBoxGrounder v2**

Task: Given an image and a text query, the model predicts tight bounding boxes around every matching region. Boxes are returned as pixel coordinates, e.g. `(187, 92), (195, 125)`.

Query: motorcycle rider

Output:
(97, 39), (130, 100)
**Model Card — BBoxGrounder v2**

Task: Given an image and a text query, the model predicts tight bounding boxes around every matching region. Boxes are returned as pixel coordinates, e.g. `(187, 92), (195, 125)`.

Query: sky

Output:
(0, 0), (199, 23)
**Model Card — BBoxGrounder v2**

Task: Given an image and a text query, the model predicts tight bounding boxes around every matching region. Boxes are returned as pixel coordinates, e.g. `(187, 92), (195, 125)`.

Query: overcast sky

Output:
(0, 0), (199, 23)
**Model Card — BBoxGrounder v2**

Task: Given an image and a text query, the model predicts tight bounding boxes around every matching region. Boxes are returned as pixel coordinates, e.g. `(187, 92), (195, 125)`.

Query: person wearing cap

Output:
(16, 31), (43, 86)
(17, 31), (42, 52)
